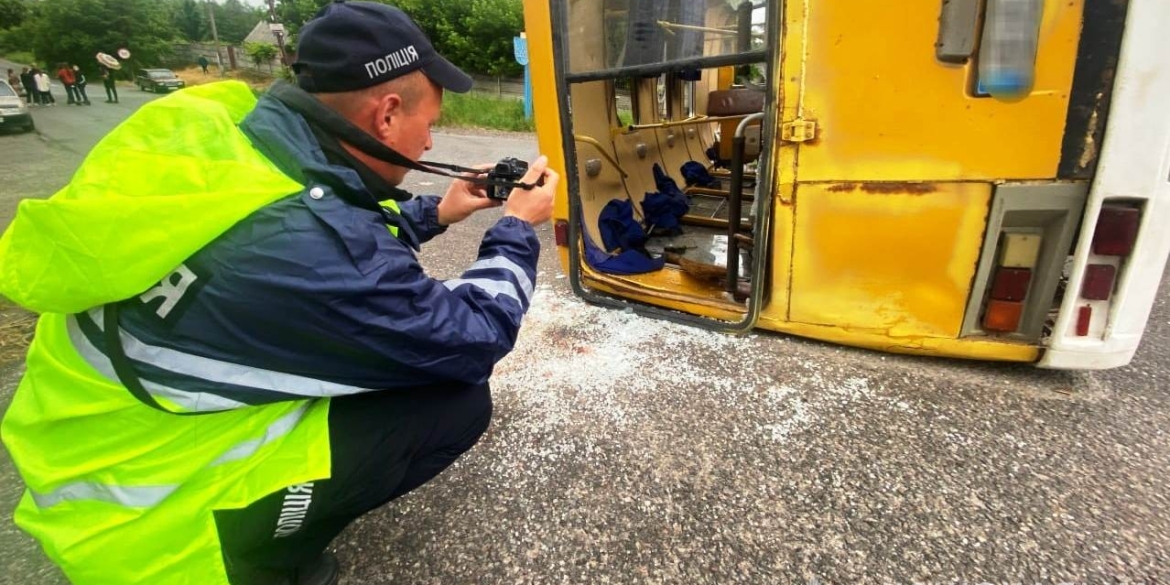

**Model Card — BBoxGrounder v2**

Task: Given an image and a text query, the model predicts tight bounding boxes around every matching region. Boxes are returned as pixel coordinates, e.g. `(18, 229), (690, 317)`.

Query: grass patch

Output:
(168, 71), (533, 134)
(439, 91), (534, 133)
(3, 51), (35, 67)
(171, 65), (275, 93)
(617, 109), (633, 128)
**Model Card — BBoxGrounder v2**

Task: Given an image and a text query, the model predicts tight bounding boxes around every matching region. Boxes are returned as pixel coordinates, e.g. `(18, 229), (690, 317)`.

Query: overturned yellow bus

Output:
(520, 0), (1170, 369)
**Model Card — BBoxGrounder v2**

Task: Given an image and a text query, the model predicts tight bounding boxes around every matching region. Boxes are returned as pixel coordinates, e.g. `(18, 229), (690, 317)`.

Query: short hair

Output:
(313, 70), (434, 120)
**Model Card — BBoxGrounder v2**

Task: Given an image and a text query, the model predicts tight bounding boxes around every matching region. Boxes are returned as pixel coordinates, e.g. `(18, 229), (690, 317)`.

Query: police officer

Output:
(0, 2), (557, 584)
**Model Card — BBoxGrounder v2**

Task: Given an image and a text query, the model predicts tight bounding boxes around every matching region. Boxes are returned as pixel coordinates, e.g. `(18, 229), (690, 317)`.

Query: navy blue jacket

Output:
(69, 93), (539, 411)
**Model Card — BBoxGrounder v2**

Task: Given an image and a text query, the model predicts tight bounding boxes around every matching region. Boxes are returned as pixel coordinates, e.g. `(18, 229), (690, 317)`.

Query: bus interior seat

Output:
(706, 87), (765, 166)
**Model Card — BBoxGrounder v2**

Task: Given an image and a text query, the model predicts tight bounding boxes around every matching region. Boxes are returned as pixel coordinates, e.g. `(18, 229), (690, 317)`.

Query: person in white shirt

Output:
(32, 68), (55, 106)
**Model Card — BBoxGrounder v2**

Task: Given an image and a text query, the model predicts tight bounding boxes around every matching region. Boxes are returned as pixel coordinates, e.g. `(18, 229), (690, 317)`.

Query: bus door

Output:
(538, 0), (785, 332)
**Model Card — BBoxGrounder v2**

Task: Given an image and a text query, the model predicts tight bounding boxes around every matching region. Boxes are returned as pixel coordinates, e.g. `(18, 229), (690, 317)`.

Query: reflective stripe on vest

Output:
(32, 484), (176, 509)
(68, 313), (247, 412)
(70, 307), (382, 412)
(29, 402), (310, 508)
(210, 402), (311, 467)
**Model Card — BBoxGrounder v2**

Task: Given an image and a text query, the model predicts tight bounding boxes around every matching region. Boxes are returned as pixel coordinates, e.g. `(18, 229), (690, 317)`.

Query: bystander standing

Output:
(19, 67), (37, 105)
(32, 68), (55, 106)
(71, 65), (92, 105)
(100, 66), (119, 104)
(56, 63), (78, 105)
(6, 69), (23, 103)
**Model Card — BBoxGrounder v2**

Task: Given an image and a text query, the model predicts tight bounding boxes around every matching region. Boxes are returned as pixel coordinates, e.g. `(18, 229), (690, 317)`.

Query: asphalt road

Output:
(0, 68), (1168, 584)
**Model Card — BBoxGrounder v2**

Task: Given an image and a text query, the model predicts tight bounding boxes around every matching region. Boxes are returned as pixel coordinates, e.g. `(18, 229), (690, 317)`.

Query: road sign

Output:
(96, 53), (121, 70)
(513, 37), (528, 66)
(514, 36), (532, 119)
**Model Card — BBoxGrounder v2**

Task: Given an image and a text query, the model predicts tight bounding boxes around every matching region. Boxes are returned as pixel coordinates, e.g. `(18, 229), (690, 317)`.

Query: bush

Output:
(244, 42), (279, 73)
(2, 51), (35, 66)
(438, 92), (533, 133)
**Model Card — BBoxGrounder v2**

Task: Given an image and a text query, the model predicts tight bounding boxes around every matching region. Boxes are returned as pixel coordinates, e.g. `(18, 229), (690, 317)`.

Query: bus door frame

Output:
(550, 0), (786, 334)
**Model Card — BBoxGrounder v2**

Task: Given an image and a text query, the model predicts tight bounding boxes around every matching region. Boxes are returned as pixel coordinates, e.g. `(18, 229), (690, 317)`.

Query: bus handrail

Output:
(656, 21), (739, 37)
(573, 135), (630, 179)
(621, 114), (759, 134)
(736, 112), (766, 138)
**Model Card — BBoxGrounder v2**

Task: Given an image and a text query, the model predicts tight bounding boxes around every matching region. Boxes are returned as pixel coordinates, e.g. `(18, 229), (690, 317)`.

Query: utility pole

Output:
(265, 0), (289, 69)
(206, 0), (226, 76)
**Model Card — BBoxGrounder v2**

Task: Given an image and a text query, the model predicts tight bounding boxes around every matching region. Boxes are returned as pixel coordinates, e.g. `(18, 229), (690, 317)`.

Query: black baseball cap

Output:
(293, 0), (473, 94)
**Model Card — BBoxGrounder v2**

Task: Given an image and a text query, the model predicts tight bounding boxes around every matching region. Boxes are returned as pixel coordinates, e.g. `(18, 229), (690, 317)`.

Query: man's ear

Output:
(375, 92), (404, 140)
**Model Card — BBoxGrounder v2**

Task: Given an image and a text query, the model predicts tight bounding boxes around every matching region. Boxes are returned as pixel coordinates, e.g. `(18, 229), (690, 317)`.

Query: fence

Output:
(469, 74), (524, 99)
(470, 74), (632, 111)
(169, 47), (559, 101)
(172, 42), (280, 75)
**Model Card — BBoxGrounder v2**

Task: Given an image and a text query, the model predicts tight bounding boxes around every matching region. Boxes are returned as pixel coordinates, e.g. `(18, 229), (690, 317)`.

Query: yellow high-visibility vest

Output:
(0, 82), (342, 584)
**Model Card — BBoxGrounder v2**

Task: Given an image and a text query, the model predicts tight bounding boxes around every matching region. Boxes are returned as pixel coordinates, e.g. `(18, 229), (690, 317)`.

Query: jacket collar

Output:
(239, 89), (423, 248)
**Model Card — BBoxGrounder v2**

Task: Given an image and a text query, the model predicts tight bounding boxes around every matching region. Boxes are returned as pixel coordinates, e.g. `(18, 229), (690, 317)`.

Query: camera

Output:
(486, 157), (533, 201)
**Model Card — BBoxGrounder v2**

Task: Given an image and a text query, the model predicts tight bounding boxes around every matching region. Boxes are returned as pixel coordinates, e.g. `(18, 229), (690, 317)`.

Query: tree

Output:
(450, 0), (524, 77)
(175, 0), (205, 42)
(212, 0), (265, 45)
(275, 0), (330, 38)
(274, 0), (526, 78)
(244, 41), (278, 73)
(388, 0), (525, 77)
(0, 0), (29, 29)
(20, 0), (179, 74)
(0, 0), (32, 53)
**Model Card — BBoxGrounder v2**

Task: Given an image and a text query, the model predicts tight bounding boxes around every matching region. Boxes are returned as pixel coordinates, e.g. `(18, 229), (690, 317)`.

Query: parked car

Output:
(135, 69), (185, 93)
(0, 80), (34, 133)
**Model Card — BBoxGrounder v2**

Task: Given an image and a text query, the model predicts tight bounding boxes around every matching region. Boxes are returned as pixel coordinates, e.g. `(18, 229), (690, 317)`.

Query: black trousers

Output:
(215, 382), (492, 582)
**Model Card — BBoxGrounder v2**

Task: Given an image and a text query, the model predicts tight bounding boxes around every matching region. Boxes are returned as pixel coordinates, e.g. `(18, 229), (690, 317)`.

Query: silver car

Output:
(0, 80), (34, 133)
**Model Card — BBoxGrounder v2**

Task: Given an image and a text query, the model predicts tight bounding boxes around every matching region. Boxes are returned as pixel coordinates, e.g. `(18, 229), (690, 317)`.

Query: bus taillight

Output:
(990, 267), (1032, 302)
(1070, 202), (1143, 337)
(984, 300), (1024, 332)
(960, 184), (1088, 341)
(982, 233), (1041, 333)
(1091, 205), (1140, 256)
(554, 219), (569, 247)
(1081, 264), (1117, 301)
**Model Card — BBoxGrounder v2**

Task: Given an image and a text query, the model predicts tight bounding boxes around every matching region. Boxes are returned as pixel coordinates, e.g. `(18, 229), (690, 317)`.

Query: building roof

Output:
(243, 20), (279, 46)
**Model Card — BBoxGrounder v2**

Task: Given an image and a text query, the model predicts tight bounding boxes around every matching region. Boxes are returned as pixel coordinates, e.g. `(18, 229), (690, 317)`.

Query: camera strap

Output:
(267, 82), (541, 192)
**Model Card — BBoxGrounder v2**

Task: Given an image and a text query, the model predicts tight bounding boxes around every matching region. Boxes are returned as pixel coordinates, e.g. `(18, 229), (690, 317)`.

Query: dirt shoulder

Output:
(0, 300), (34, 367)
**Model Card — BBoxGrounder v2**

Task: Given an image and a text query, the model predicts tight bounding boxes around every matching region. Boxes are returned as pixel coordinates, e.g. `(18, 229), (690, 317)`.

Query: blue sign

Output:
(514, 36), (532, 119)
(513, 37), (529, 66)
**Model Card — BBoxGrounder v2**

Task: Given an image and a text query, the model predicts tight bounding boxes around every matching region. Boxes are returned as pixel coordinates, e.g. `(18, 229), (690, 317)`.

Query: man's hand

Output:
(503, 155), (558, 226)
(437, 165), (499, 226)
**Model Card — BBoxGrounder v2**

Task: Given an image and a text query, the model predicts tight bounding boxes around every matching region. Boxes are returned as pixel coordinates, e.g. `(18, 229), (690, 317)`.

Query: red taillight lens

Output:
(990, 267), (1032, 301)
(1076, 305), (1092, 336)
(983, 300), (1023, 332)
(1091, 205), (1140, 256)
(1081, 264), (1117, 301)
(554, 220), (569, 247)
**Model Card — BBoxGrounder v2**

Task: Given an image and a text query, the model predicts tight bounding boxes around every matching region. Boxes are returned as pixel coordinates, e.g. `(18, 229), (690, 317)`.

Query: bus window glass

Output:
(614, 78), (634, 127)
(566, 0), (768, 76)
